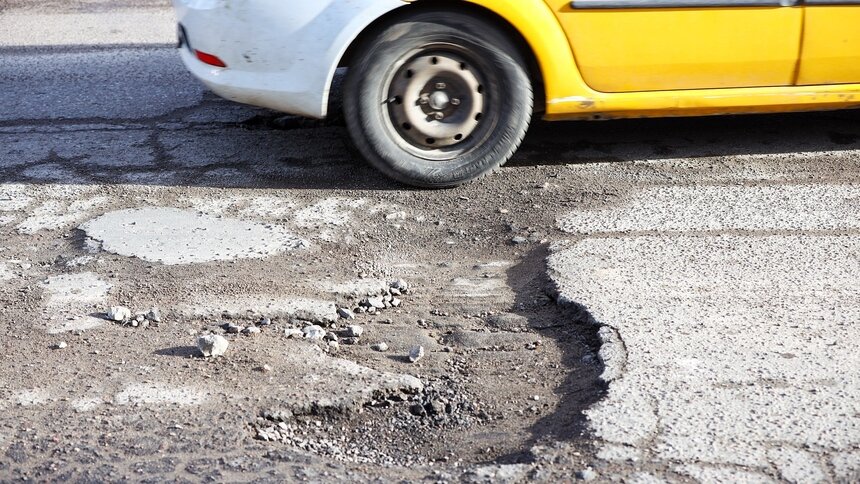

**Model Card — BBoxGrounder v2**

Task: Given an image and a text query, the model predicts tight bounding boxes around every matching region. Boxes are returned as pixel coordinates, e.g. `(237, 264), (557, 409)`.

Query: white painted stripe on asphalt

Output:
(0, 10), (176, 47)
(558, 184), (860, 234)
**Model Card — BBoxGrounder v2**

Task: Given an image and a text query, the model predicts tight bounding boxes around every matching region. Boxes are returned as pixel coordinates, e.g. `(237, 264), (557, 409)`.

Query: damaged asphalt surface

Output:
(1, 1), (859, 482)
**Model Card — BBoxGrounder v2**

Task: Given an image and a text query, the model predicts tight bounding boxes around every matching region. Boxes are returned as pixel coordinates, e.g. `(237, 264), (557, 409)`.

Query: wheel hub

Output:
(387, 52), (485, 151)
(428, 90), (450, 111)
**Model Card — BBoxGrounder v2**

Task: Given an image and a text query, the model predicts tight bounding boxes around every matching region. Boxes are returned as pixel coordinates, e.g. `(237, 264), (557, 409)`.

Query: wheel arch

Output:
(338, 0), (578, 115)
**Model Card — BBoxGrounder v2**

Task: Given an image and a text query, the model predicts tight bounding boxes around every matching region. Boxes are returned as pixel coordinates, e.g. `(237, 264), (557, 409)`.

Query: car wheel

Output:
(344, 10), (533, 188)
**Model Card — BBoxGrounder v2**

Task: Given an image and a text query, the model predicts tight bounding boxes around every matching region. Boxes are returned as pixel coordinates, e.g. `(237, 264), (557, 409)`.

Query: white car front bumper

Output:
(173, 0), (406, 119)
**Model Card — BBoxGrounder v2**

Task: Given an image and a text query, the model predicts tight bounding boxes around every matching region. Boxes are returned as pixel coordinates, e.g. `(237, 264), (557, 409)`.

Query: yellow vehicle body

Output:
(463, 0), (860, 120)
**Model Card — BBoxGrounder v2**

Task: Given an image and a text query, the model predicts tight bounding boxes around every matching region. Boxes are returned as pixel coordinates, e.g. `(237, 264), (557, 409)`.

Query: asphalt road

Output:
(1, 2), (859, 482)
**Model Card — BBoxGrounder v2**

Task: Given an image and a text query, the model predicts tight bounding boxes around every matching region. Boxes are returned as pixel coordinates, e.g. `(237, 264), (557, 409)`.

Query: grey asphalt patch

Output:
(558, 183), (860, 234)
(80, 207), (308, 265)
(0, 49), (203, 121)
(159, 128), (349, 169)
(548, 234), (860, 479)
(1, 130), (155, 168)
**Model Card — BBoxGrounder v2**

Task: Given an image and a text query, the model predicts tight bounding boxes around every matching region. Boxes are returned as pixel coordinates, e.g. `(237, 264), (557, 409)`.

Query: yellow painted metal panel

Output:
(463, 0), (584, 104)
(544, 84), (860, 120)
(544, 1), (802, 92)
(458, 0), (860, 119)
(797, 7), (860, 85)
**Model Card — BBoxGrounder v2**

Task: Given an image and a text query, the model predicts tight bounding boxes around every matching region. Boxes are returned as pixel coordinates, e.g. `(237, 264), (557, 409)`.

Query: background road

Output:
(1, 1), (859, 482)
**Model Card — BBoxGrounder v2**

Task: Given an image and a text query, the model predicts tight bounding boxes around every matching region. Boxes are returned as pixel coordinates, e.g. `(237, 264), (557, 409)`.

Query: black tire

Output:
(344, 10), (533, 188)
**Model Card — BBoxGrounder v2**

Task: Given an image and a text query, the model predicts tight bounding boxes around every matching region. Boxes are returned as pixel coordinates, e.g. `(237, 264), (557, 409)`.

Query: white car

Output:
(173, 0), (532, 188)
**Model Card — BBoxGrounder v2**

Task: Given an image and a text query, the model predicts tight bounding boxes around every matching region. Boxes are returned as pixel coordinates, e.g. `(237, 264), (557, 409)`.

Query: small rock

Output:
(367, 296), (386, 309)
(54, 341), (67, 350)
(302, 325), (326, 340)
(391, 297), (402, 308)
(389, 279), (409, 294)
(324, 331), (338, 342)
(371, 342), (389, 352)
(139, 319), (150, 330)
(258, 317), (272, 326)
(107, 306), (131, 322)
(284, 328), (303, 338)
(511, 236), (529, 245)
(242, 326), (261, 335)
(408, 345), (425, 363)
(409, 403), (426, 417)
(337, 307), (355, 320)
(197, 334), (229, 357)
(389, 288), (402, 296)
(341, 337), (359, 345)
(135, 314), (146, 323)
(344, 325), (364, 338)
(256, 364), (272, 373)
(130, 320), (139, 328)
(328, 340), (339, 350)
(576, 469), (598, 481)
(145, 307), (162, 323)
(226, 323), (243, 334)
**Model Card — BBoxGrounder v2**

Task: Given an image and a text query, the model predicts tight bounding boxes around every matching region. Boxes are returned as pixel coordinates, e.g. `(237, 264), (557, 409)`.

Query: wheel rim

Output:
(385, 48), (487, 159)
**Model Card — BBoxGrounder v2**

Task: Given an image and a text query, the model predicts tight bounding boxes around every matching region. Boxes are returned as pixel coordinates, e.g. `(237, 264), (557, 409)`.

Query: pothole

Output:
(245, 249), (606, 473)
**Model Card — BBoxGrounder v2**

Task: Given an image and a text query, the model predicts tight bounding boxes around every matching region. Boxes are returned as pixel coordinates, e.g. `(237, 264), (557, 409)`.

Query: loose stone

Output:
(389, 279), (409, 294)
(242, 326), (261, 335)
(408, 345), (425, 363)
(341, 337), (359, 345)
(367, 296), (386, 309)
(146, 307), (162, 323)
(576, 469), (598, 481)
(345, 325), (364, 337)
(226, 323), (243, 334)
(54, 341), (67, 350)
(258, 317), (272, 326)
(197, 334), (229, 357)
(107, 306), (131, 322)
(302, 325), (326, 340)
(511, 236), (528, 245)
(284, 328), (303, 338)
(337, 307), (355, 320)
(391, 298), (402, 308)
(371, 342), (389, 352)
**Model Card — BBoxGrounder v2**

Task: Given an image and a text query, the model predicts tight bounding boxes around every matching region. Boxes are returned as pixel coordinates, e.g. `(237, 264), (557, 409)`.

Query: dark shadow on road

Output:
(488, 245), (607, 465)
(2, 98), (858, 191)
(509, 109), (860, 168)
(154, 346), (199, 358)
